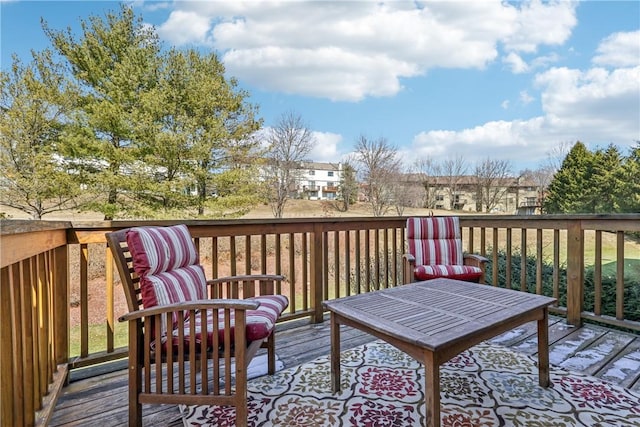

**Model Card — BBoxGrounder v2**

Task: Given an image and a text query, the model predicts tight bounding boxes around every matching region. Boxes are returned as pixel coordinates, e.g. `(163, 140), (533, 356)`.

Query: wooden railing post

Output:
(566, 220), (584, 327)
(310, 224), (324, 323)
(53, 245), (69, 366)
(1, 266), (15, 427)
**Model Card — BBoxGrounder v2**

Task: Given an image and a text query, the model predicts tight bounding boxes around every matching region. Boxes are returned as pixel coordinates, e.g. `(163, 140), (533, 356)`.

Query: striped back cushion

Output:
(141, 264), (207, 308)
(407, 217), (463, 266)
(126, 225), (206, 309)
(127, 224), (199, 276)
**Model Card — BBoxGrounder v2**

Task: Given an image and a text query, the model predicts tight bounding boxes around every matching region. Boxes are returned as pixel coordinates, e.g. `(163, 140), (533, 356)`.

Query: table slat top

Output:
(323, 278), (556, 351)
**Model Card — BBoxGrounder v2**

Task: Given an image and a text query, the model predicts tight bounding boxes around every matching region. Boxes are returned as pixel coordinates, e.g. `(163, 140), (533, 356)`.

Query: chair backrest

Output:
(106, 228), (143, 313)
(106, 225), (206, 312)
(406, 216), (463, 266)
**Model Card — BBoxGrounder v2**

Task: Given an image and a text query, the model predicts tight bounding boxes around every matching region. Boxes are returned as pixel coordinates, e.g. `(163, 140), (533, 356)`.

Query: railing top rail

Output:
(2, 213), (639, 238)
(0, 219), (71, 235)
(0, 220), (70, 267)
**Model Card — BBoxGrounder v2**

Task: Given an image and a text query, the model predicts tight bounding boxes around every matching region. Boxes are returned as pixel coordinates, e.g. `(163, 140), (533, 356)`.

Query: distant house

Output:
(401, 174), (542, 214)
(295, 161), (342, 200)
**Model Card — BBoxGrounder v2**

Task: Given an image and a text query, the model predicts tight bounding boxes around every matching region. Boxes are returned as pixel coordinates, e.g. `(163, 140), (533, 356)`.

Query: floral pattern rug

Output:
(181, 340), (640, 426)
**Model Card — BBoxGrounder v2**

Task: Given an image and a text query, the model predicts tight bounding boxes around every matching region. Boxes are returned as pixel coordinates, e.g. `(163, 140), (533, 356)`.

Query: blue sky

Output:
(2, 1), (639, 173)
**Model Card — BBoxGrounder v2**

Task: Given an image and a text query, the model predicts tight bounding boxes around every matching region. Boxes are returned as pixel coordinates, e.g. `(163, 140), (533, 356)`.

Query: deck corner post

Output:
(54, 244), (70, 366)
(566, 220), (584, 327)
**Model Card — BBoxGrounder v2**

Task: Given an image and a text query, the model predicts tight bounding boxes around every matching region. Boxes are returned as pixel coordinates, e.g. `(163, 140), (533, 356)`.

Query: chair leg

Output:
(235, 399), (248, 427)
(129, 324), (143, 427)
(266, 334), (276, 374)
(129, 365), (142, 427)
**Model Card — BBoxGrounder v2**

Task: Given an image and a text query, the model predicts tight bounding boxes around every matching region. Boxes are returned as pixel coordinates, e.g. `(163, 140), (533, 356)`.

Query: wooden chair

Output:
(402, 216), (488, 284)
(106, 225), (288, 427)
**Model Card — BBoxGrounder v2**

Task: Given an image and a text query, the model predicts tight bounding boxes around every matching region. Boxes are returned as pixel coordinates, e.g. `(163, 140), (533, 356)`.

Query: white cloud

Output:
(250, 128), (344, 163)
(503, 52), (529, 73)
(156, 10), (212, 45)
(137, 1), (171, 13)
(503, 51), (560, 74)
(593, 30), (640, 67)
(501, 0), (577, 53)
(501, 100), (510, 109)
(535, 66), (640, 134)
(155, 0), (578, 101)
(530, 53), (560, 69)
(309, 132), (343, 162)
(408, 117), (551, 171)
(520, 90), (534, 105)
(408, 64), (640, 170)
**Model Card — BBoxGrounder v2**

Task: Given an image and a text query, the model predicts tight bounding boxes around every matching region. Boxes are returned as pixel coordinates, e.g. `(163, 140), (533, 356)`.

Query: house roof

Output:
(403, 173), (537, 187)
(297, 161), (341, 171)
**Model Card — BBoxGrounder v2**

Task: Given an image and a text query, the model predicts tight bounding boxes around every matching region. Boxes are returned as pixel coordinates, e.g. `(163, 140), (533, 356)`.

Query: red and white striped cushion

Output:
(125, 224), (289, 347)
(414, 264), (483, 282)
(141, 264), (207, 308)
(407, 217), (463, 266)
(127, 224), (198, 276)
(126, 225), (206, 337)
(172, 294), (289, 345)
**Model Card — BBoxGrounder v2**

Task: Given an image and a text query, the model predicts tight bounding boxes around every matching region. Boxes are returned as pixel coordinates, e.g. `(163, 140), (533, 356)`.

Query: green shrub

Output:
(484, 249), (567, 304)
(583, 259), (640, 322)
(485, 249), (640, 322)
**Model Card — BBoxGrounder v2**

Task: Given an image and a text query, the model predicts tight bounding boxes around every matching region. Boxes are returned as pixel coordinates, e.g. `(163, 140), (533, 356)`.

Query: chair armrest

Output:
(402, 253), (416, 284)
(463, 254), (489, 284)
(462, 253), (489, 268)
(118, 299), (260, 323)
(209, 274), (286, 284)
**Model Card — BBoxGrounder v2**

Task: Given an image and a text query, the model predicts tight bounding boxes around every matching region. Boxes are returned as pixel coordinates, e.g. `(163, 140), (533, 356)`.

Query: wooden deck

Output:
(49, 315), (640, 427)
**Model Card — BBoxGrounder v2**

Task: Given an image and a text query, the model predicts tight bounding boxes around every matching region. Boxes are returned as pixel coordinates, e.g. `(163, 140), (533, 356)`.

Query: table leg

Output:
(330, 313), (341, 393)
(423, 351), (440, 427)
(537, 307), (551, 387)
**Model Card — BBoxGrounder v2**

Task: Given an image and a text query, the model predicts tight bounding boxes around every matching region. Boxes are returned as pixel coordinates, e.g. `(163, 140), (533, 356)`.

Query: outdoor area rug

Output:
(181, 340), (640, 426)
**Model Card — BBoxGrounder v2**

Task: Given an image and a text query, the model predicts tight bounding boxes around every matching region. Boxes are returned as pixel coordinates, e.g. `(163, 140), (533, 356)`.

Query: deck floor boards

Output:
(49, 315), (640, 427)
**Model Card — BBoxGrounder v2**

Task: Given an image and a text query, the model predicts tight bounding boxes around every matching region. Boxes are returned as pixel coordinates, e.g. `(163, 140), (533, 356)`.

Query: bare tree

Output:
(264, 112), (315, 218)
(474, 158), (513, 212)
(414, 157), (442, 209)
(545, 140), (574, 172)
(520, 165), (555, 207)
(353, 135), (402, 216)
(441, 155), (468, 210)
(389, 167), (421, 215)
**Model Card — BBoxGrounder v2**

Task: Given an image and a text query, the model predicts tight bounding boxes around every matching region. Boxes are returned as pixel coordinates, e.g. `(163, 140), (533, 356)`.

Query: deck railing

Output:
(1, 214), (639, 426)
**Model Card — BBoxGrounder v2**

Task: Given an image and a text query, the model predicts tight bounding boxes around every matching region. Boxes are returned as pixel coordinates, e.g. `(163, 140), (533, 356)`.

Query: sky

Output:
(1, 0), (639, 173)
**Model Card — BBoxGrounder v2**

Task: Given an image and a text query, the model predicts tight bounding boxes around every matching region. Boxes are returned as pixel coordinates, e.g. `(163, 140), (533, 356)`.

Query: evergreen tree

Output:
(39, 5), (262, 219)
(138, 48), (262, 217)
(337, 162), (358, 211)
(619, 143), (640, 213)
(591, 144), (624, 213)
(43, 4), (162, 219)
(544, 141), (595, 213)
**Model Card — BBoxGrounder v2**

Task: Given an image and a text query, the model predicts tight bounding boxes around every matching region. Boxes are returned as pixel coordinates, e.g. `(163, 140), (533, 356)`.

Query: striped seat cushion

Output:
(170, 294), (290, 345)
(414, 264), (483, 282)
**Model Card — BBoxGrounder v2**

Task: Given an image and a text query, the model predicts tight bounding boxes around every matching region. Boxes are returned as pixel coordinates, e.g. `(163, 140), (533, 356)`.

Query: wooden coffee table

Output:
(322, 278), (557, 427)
